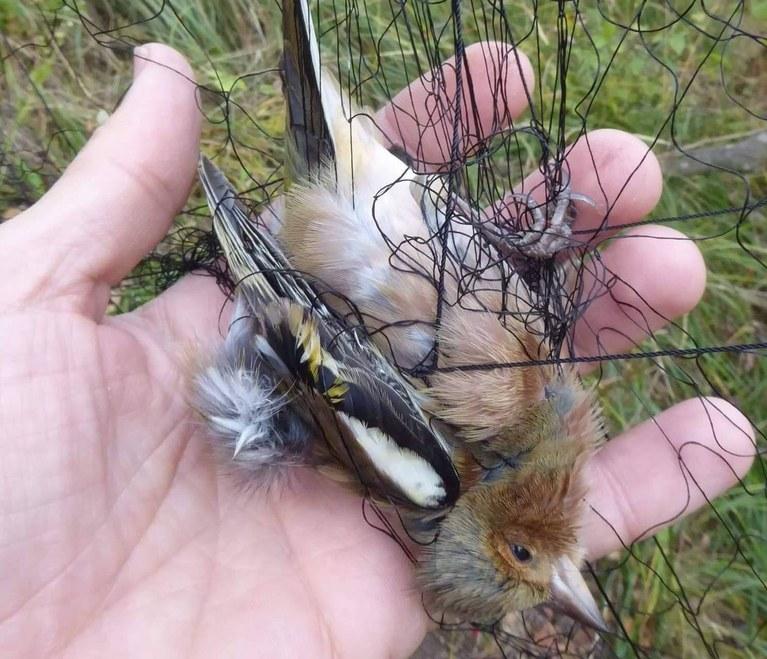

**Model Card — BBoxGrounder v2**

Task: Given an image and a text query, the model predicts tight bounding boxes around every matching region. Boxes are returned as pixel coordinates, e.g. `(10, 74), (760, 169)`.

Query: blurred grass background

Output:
(1, 1), (766, 656)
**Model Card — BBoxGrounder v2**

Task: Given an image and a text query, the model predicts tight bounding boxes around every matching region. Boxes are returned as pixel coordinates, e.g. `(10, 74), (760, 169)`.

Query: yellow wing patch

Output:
(287, 304), (348, 404)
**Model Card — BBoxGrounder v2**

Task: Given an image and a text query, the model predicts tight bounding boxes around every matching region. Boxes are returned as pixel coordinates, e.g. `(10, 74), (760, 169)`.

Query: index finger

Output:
(376, 41), (534, 171)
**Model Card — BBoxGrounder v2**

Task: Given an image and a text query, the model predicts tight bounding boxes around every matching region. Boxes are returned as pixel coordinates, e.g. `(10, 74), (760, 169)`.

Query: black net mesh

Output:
(2, 1), (765, 656)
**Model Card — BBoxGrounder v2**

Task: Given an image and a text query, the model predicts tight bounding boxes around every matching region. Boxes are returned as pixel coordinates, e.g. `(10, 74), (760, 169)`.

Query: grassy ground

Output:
(2, 1), (766, 657)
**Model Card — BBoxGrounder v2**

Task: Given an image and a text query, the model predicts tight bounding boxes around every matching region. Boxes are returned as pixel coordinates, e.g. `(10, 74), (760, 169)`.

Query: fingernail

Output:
(133, 45), (151, 79)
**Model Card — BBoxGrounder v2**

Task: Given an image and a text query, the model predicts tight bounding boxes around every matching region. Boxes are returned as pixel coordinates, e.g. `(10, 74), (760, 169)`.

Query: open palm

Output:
(0, 45), (753, 658)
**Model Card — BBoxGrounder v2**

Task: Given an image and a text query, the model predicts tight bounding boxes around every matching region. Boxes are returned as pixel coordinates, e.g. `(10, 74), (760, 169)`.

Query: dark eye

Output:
(511, 544), (532, 563)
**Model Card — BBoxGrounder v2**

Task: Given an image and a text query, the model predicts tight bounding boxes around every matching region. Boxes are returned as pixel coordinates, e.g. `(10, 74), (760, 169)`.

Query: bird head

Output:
(416, 461), (607, 631)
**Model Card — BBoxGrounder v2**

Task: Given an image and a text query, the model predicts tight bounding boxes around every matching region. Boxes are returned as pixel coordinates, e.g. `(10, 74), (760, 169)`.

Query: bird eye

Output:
(511, 544), (533, 563)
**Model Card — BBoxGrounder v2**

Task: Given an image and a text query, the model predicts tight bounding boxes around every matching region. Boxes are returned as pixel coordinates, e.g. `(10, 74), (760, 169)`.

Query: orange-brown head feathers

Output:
(417, 442), (603, 629)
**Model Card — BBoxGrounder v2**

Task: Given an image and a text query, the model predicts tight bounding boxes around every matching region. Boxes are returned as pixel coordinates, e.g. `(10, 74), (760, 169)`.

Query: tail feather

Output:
(192, 298), (316, 473)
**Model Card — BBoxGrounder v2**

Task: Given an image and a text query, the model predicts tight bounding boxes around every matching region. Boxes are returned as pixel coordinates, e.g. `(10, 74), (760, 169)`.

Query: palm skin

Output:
(0, 44), (754, 658)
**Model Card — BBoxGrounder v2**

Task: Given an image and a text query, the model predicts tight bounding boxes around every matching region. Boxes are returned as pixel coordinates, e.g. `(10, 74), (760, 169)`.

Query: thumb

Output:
(0, 43), (201, 317)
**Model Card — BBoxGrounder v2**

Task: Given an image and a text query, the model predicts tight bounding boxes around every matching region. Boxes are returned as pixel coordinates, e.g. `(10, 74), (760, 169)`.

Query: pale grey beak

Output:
(549, 556), (609, 632)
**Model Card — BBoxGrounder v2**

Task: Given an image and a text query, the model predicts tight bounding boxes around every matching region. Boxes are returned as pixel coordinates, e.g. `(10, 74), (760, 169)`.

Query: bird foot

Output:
(505, 184), (595, 259)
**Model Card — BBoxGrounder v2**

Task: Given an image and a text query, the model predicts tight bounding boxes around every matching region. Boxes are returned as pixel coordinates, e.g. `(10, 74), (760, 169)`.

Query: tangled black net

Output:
(2, 1), (766, 657)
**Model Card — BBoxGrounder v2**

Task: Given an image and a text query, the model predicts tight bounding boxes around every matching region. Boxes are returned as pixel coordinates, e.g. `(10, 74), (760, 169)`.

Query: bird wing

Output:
(259, 298), (460, 508)
(198, 156), (460, 508)
(199, 155), (319, 309)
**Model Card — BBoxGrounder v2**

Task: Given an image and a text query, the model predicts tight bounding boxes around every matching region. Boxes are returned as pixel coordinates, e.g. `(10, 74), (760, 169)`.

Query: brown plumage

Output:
(278, 76), (603, 466)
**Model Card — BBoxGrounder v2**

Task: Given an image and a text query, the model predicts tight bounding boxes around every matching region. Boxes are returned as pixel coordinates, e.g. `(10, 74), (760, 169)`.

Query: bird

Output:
(195, 0), (608, 633)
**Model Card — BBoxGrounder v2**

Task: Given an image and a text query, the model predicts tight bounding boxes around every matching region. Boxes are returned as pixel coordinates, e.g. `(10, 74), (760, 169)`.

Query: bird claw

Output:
(426, 176), (595, 265)
(504, 184), (595, 259)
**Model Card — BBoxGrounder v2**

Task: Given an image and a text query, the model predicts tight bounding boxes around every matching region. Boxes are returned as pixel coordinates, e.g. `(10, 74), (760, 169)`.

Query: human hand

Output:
(0, 43), (754, 658)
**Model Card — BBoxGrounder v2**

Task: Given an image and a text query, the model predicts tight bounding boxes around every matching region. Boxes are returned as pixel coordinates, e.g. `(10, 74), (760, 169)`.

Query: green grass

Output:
(1, 1), (765, 657)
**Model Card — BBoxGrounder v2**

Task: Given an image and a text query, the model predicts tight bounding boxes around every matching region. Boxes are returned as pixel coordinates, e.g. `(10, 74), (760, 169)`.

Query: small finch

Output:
(194, 0), (607, 632)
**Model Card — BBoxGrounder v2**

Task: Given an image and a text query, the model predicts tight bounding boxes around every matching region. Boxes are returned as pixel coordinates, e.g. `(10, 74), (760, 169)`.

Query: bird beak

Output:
(549, 556), (609, 632)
